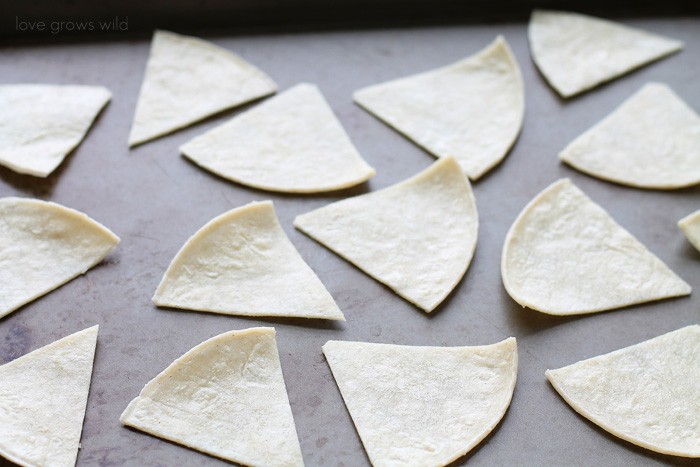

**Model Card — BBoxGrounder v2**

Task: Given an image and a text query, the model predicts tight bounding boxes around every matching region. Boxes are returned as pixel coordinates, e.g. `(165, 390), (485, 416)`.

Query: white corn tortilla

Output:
(323, 337), (518, 467)
(353, 35), (524, 180)
(128, 30), (277, 147)
(501, 179), (690, 315)
(529, 10), (683, 98)
(679, 209), (700, 252)
(153, 200), (344, 320)
(547, 325), (700, 457)
(0, 197), (120, 319)
(181, 83), (375, 193)
(294, 156), (478, 312)
(121, 327), (304, 467)
(0, 84), (111, 177)
(0, 325), (98, 467)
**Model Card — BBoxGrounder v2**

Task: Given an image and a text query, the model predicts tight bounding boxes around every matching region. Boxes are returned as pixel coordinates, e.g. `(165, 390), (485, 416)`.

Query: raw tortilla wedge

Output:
(128, 30), (277, 147)
(353, 36), (524, 180)
(153, 200), (344, 320)
(0, 197), (120, 319)
(547, 325), (700, 457)
(323, 337), (518, 467)
(679, 209), (700, 252)
(294, 156), (478, 312)
(0, 84), (111, 177)
(0, 325), (98, 467)
(501, 179), (690, 315)
(181, 83), (375, 193)
(121, 327), (304, 467)
(529, 10), (683, 98)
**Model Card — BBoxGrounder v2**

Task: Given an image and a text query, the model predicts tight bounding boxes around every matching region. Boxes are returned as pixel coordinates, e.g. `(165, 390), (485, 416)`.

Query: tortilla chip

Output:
(679, 209), (700, 252)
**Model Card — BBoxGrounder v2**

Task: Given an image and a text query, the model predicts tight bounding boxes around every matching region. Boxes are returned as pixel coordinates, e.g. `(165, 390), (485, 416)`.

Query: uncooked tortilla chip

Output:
(501, 179), (690, 315)
(529, 10), (683, 98)
(0, 197), (120, 319)
(121, 327), (304, 467)
(353, 36), (524, 180)
(0, 84), (111, 177)
(323, 337), (517, 467)
(547, 325), (700, 457)
(153, 200), (344, 320)
(129, 30), (277, 147)
(294, 156), (478, 312)
(679, 209), (700, 252)
(181, 83), (375, 192)
(0, 325), (98, 467)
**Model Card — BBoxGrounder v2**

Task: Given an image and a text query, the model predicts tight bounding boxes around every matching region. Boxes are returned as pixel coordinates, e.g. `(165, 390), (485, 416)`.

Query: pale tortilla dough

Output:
(180, 83), (375, 193)
(679, 209), (700, 252)
(560, 83), (700, 189)
(547, 325), (700, 457)
(0, 197), (120, 319)
(294, 156), (478, 312)
(323, 337), (517, 467)
(353, 36), (524, 180)
(501, 179), (690, 315)
(153, 200), (344, 320)
(0, 84), (111, 177)
(0, 326), (98, 467)
(128, 30), (277, 147)
(529, 10), (683, 98)
(121, 327), (304, 467)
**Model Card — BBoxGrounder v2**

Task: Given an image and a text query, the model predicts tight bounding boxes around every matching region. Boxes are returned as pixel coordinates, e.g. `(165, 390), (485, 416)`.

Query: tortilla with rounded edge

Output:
(560, 83), (700, 189)
(547, 325), (700, 457)
(353, 35), (524, 180)
(0, 325), (98, 467)
(0, 84), (111, 177)
(294, 156), (478, 312)
(0, 197), (120, 319)
(501, 179), (690, 315)
(323, 337), (517, 467)
(153, 200), (344, 320)
(529, 10), (683, 98)
(180, 83), (375, 193)
(679, 209), (700, 252)
(128, 30), (277, 147)
(121, 327), (304, 467)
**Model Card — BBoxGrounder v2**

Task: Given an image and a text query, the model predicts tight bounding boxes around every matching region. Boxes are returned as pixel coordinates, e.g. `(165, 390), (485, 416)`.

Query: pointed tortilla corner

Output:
(294, 156), (478, 312)
(120, 327), (304, 467)
(501, 179), (690, 315)
(679, 209), (700, 252)
(323, 337), (517, 467)
(0, 325), (98, 467)
(128, 30), (277, 147)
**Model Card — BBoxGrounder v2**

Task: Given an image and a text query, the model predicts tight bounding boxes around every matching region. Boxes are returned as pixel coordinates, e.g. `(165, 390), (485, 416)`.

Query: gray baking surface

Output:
(1, 16), (699, 467)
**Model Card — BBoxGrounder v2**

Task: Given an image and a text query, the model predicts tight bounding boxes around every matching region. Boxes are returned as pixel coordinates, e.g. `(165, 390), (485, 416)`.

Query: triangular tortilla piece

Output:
(294, 156), (478, 312)
(323, 337), (517, 467)
(128, 30), (277, 147)
(547, 325), (700, 457)
(121, 327), (304, 467)
(353, 36), (524, 180)
(0, 197), (120, 319)
(529, 10), (683, 98)
(679, 209), (700, 252)
(153, 200), (344, 320)
(501, 179), (690, 315)
(181, 83), (375, 193)
(0, 84), (111, 177)
(0, 325), (98, 467)
(560, 83), (700, 189)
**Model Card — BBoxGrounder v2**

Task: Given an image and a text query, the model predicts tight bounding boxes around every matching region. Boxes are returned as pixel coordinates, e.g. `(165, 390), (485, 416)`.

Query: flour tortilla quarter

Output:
(679, 209), (700, 252)
(0, 84), (111, 177)
(323, 337), (517, 467)
(0, 197), (120, 319)
(121, 327), (304, 467)
(501, 179), (690, 315)
(529, 10), (683, 98)
(547, 325), (700, 457)
(128, 30), (277, 147)
(294, 156), (478, 312)
(0, 325), (98, 467)
(353, 36), (524, 180)
(181, 83), (375, 192)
